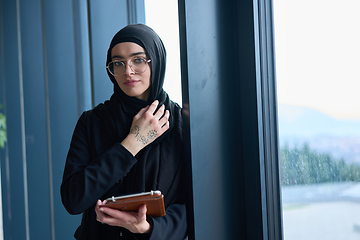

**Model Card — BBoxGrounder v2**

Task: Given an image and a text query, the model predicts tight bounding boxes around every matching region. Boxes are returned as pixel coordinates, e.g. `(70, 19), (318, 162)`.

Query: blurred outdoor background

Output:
(273, 0), (360, 239)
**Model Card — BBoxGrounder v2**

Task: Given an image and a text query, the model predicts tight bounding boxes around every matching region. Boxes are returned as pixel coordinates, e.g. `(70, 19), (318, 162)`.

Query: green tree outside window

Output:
(0, 104), (6, 149)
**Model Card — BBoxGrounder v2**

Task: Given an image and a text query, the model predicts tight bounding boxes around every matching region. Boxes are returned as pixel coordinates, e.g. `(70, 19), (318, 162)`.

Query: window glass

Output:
(273, 0), (360, 239)
(145, 0), (182, 105)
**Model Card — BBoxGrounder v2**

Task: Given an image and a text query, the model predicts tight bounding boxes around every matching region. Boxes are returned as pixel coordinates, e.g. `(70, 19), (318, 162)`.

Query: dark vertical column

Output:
(178, 1), (228, 239)
(42, 0), (81, 239)
(178, 0), (281, 239)
(73, 0), (92, 114)
(19, 0), (52, 239)
(0, 3), (8, 240)
(135, 0), (145, 24)
(127, 0), (146, 24)
(0, 1), (12, 239)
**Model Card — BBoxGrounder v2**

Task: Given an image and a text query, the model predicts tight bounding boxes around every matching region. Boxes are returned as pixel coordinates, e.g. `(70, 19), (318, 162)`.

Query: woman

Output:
(61, 24), (187, 240)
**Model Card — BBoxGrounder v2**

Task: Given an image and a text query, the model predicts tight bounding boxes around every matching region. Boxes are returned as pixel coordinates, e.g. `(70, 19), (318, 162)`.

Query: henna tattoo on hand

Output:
(147, 130), (157, 140)
(139, 135), (148, 145)
(130, 126), (140, 136)
(130, 126), (158, 145)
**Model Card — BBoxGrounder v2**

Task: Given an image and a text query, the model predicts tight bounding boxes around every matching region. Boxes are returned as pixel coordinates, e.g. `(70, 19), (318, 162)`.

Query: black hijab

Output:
(105, 24), (178, 143)
(99, 24), (183, 199)
(106, 24), (168, 114)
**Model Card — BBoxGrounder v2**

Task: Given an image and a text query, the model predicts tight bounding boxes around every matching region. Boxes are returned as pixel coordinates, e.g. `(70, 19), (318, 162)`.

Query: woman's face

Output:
(111, 42), (151, 101)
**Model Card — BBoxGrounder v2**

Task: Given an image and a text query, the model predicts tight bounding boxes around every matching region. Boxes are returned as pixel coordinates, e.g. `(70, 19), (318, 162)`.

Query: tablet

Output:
(101, 190), (165, 217)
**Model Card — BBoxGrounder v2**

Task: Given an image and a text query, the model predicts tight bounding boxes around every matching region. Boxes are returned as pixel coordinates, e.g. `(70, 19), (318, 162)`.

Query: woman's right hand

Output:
(121, 100), (170, 156)
(95, 200), (151, 234)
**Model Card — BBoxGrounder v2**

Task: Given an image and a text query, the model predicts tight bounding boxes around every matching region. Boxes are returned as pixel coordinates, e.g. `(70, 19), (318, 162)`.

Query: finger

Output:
(134, 105), (150, 120)
(161, 121), (170, 133)
(95, 199), (103, 210)
(98, 206), (116, 217)
(96, 200), (110, 218)
(96, 203), (109, 223)
(96, 207), (119, 225)
(96, 210), (106, 223)
(100, 206), (133, 221)
(153, 104), (165, 120)
(146, 100), (159, 115)
(159, 110), (170, 127)
(138, 204), (147, 217)
(163, 120), (170, 130)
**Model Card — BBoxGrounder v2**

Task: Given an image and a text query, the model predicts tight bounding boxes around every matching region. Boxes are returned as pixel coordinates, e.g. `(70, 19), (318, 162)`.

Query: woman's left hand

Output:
(95, 200), (151, 234)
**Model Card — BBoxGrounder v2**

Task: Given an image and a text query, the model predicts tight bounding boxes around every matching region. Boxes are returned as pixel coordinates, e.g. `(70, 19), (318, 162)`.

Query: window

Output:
(145, 0), (182, 105)
(273, 0), (360, 239)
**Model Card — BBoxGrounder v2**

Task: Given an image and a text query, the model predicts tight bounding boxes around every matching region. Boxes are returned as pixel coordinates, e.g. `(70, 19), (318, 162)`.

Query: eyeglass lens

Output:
(108, 57), (148, 76)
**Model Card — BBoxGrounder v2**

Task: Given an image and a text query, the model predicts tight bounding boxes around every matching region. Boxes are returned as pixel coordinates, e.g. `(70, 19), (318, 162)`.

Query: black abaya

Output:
(60, 24), (187, 240)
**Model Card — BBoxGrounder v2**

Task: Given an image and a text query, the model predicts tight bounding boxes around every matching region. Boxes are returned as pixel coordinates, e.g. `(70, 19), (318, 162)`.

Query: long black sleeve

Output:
(61, 112), (137, 215)
(149, 204), (187, 240)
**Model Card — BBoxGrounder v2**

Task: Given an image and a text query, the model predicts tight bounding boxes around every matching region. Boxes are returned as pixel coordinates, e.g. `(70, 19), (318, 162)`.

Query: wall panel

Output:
(20, 0), (51, 239)
(42, 0), (81, 239)
(1, 0), (28, 239)
(88, 0), (128, 105)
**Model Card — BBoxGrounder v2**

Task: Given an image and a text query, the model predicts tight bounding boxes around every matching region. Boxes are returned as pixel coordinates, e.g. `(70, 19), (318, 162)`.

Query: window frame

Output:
(178, 0), (282, 239)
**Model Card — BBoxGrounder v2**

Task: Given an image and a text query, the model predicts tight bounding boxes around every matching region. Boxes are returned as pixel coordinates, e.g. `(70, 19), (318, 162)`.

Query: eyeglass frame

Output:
(106, 57), (151, 76)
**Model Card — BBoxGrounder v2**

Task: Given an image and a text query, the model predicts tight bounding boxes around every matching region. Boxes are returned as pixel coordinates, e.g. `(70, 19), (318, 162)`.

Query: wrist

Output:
(143, 216), (154, 235)
(142, 221), (152, 234)
(121, 135), (142, 156)
(133, 220), (151, 234)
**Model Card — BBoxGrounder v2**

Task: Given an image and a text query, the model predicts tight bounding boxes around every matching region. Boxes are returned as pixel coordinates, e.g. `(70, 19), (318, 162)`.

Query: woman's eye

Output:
(133, 58), (145, 64)
(114, 61), (124, 67)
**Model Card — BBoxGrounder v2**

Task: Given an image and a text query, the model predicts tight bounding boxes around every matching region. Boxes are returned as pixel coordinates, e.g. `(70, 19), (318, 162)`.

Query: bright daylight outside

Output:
(145, 0), (182, 106)
(273, 0), (360, 239)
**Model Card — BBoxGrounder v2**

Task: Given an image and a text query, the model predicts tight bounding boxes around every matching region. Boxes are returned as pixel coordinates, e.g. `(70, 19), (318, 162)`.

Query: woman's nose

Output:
(124, 63), (135, 75)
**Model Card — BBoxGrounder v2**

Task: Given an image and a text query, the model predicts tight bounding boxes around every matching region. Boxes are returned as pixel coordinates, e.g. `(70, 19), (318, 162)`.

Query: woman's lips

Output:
(124, 79), (139, 86)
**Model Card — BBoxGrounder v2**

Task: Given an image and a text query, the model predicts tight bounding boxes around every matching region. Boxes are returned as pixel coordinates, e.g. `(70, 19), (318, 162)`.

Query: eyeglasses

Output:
(106, 57), (151, 76)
